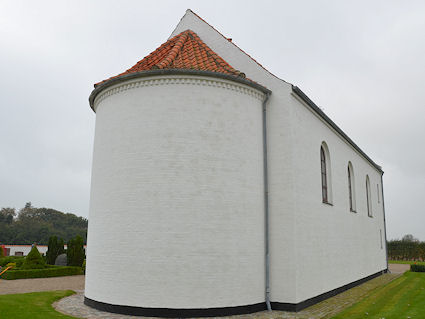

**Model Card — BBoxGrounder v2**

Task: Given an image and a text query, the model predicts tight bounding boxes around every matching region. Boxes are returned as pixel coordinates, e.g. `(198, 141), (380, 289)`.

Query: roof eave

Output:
(89, 69), (271, 111)
(292, 85), (383, 174)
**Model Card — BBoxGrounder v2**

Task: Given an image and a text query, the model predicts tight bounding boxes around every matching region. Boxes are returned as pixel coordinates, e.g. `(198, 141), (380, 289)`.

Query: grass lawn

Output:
(0, 290), (79, 319)
(331, 272), (425, 319)
(389, 260), (425, 266)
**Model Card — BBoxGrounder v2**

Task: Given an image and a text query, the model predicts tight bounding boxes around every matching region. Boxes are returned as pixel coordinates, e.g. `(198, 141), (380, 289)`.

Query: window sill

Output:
(322, 201), (333, 206)
(350, 209), (357, 213)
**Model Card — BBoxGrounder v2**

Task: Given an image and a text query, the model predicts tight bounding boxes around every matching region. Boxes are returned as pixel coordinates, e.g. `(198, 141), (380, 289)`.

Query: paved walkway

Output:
(0, 267), (407, 319)
(388, 263), (410, 274)
(54, 273), (401, 319)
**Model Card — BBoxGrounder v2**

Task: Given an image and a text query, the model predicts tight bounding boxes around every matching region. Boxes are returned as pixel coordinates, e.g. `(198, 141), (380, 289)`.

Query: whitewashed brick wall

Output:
(85, 75), (267, 308)
(173, 11), (387, 305)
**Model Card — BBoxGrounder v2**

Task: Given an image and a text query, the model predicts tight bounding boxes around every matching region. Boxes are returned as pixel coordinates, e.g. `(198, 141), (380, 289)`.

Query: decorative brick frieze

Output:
(93, 75), (264, 110)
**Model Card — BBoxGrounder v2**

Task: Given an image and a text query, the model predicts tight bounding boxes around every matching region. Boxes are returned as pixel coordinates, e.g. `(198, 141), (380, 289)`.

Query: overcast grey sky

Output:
(1, 1), (424, 240)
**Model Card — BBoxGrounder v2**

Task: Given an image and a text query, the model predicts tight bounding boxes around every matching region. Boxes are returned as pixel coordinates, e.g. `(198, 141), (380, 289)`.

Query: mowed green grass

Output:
(389, 260), (425, 266)
(0, 290), (79, 319)
(332, 272), (425, 319)
(1, 275), (425, 319)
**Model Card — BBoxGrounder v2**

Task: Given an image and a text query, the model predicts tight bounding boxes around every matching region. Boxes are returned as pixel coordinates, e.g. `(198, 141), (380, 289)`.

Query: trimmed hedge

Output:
(411, 264), (425, 272)
(0, 256), (24, 267)
(1, 266), (82, 280)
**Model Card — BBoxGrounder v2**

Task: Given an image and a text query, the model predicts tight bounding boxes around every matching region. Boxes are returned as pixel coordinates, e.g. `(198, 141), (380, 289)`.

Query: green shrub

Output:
(0, 256), (24, 267)
(0, 246), (4, 258)
(411, 264), (425, 272)
(82, 259), (86, 274)
(21, 246), (46, 269)
(67, 235), (85, 267)
(14, 257), (24, 268)
(1, 257), (16, 267)
(46, 236), (65, 265)
(1, 266), (82, 280)
(6, 262), (16, 269)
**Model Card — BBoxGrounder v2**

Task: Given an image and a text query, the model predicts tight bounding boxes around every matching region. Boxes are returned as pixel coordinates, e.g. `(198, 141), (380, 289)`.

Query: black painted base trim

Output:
(84, 269), (388, 317)
(271, 269), (388, 312)
(84, 297), (267, 318)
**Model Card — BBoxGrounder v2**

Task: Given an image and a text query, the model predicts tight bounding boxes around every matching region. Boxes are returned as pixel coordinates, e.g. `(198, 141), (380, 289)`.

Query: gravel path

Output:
(0, 275), (85, 295)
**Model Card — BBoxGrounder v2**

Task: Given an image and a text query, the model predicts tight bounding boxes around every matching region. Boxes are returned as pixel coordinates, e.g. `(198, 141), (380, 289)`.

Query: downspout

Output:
(381, 173), (389, 272)
(262, 91), (272, 311)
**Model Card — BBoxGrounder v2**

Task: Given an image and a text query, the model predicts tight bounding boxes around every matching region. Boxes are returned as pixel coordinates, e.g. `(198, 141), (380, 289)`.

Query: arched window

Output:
(366, 175), (372, 217)
(321, 147), (328, 203)
(320, 142), (332, 204)
(348, 162), (356, 212)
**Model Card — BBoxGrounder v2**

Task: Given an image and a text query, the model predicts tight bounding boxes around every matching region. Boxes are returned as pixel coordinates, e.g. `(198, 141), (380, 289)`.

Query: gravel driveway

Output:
(0, 275), (85, 295)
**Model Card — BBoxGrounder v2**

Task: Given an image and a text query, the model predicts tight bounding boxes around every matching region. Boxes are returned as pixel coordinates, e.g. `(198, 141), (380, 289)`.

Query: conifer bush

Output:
(21, 246), (46, 269)
(46, 236), (65, 265)
(67, 235), (85, 267)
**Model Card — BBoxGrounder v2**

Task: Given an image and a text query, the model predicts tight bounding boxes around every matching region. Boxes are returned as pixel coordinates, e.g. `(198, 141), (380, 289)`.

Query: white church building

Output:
(85, 9), (388, 317)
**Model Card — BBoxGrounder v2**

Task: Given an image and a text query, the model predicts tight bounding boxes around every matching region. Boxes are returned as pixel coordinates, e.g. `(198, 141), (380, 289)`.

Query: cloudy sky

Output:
(1, 1), (424, 240)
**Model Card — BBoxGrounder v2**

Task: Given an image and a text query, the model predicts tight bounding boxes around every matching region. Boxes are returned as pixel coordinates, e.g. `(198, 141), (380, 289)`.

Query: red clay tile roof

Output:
(96, 30), (247, 87)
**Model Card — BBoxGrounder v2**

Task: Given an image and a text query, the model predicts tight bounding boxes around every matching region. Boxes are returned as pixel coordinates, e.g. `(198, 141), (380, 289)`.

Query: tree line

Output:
(387, 234), (425, 261)
(0, 202), (87, 244)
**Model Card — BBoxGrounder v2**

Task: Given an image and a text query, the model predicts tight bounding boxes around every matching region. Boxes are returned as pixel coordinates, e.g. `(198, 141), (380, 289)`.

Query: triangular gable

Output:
(170, 9), (287, 87)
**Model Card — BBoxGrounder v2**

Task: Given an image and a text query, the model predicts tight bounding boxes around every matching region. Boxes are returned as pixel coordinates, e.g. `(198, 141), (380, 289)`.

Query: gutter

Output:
(291, 85), (383, 174)
(262, 91), (272, 311)
(381, 174), (389, 272)
(89, 69), (271, 111)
